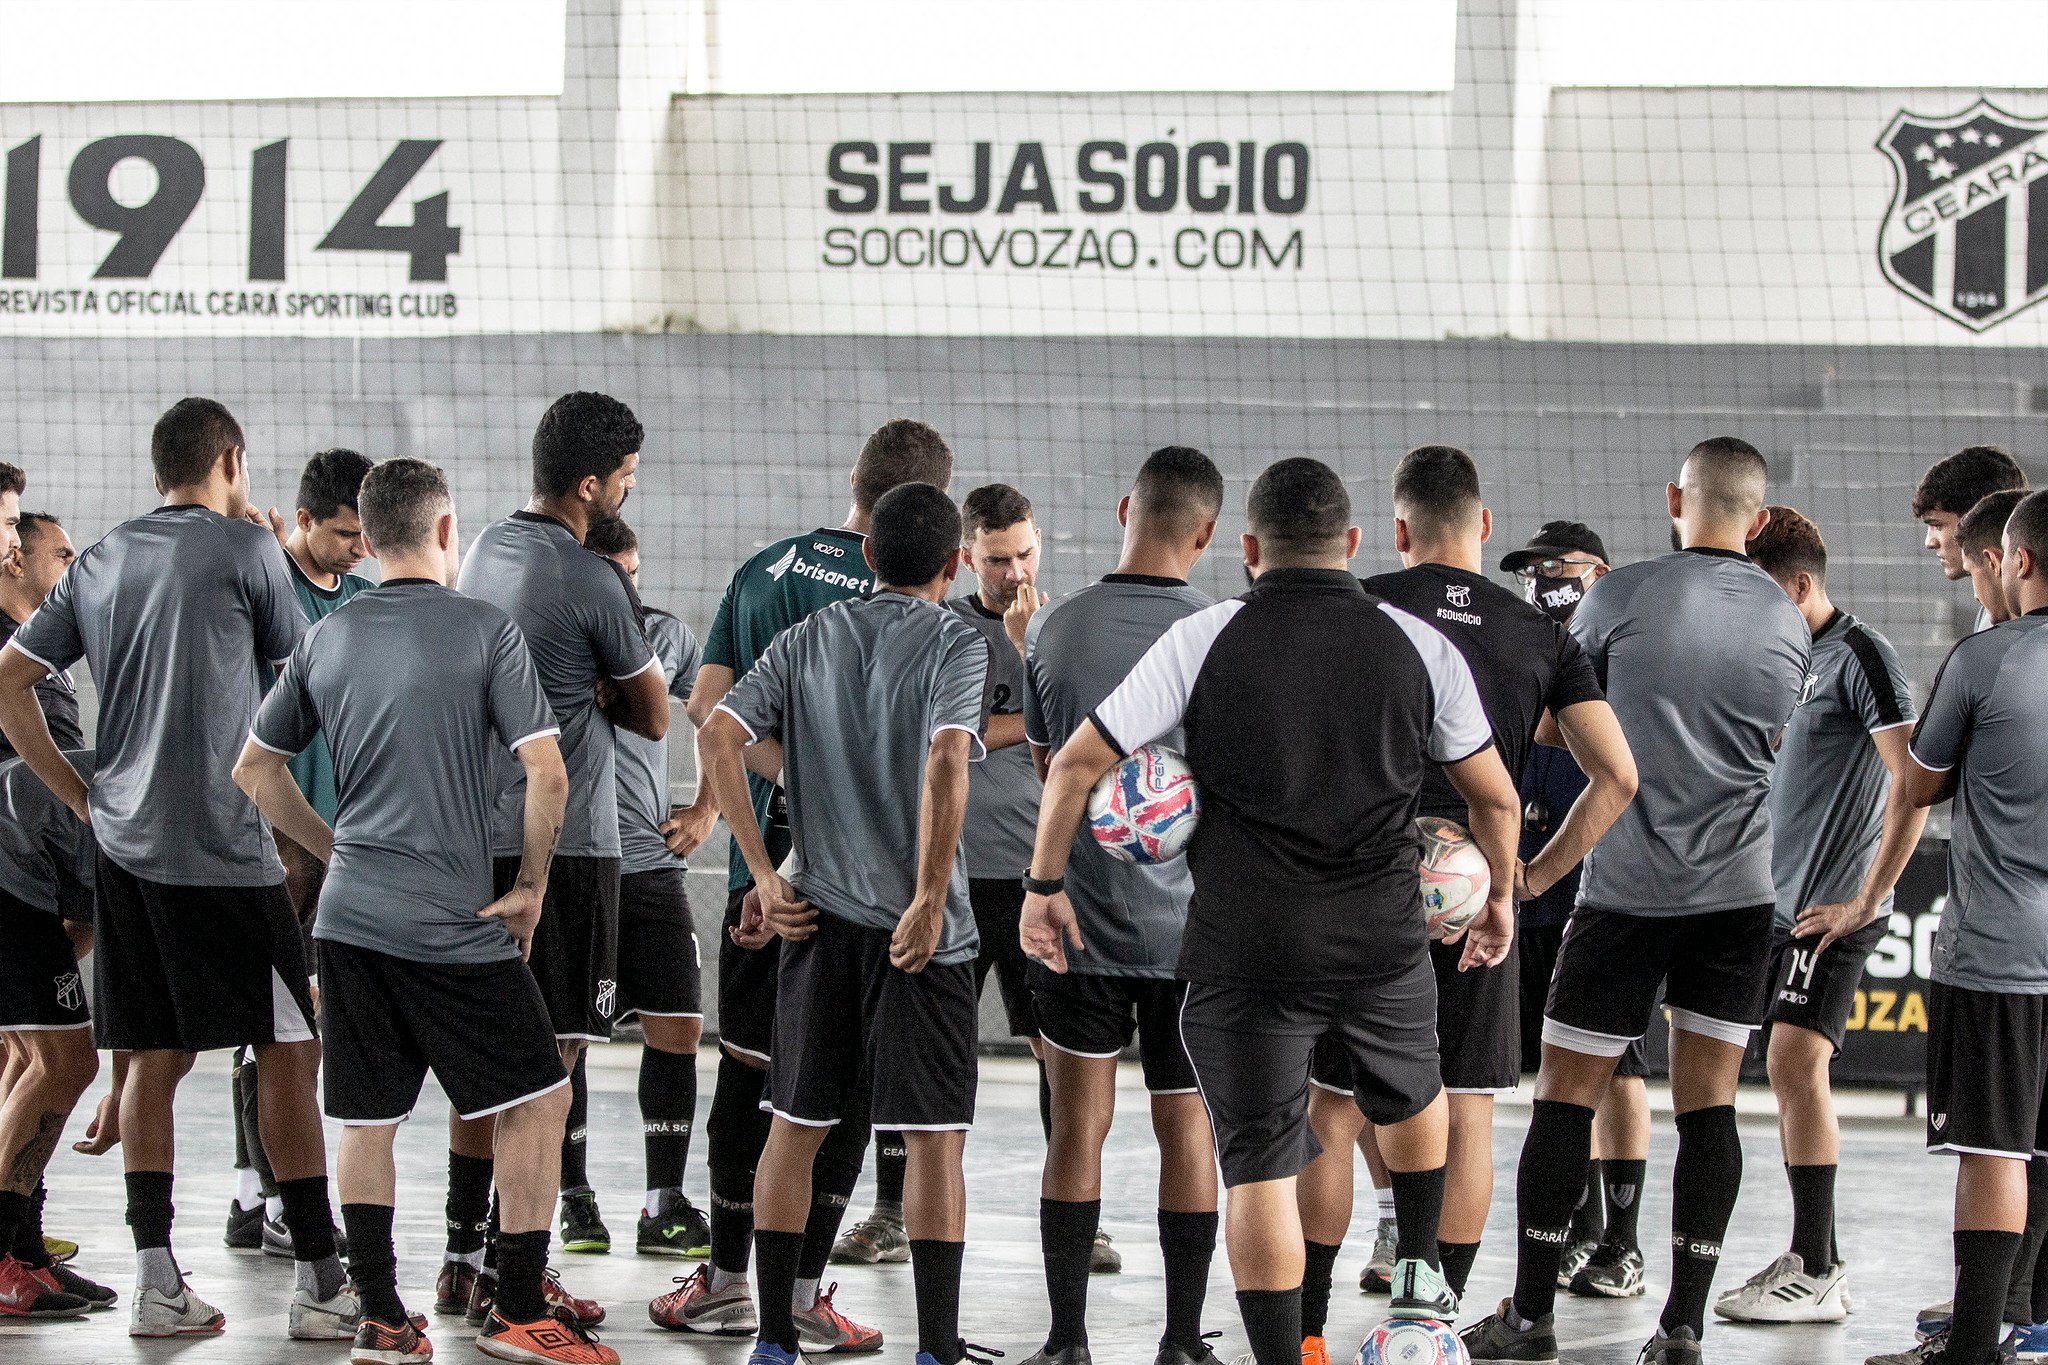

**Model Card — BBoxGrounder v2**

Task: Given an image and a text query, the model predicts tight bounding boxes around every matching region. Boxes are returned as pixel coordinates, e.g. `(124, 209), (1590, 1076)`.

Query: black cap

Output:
(1498, 520), (1609, 574)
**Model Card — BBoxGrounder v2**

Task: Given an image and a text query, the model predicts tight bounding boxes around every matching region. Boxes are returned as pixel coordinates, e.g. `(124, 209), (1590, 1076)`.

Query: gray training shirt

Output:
(717, 592), (992, 964)
(9, 505), (304, 886)
(617, 609), (702, 875)
(1569, 548), (1810, 916)
(1766, 610), (1917, 929)
(457, 512), (657, 860)
(946, 595), (1040, 881)
(252, 580), (561, 965)
(0, 751), (97, 919)
(1024, 574), (1212, 978)
(1909, 609), (2048, 994)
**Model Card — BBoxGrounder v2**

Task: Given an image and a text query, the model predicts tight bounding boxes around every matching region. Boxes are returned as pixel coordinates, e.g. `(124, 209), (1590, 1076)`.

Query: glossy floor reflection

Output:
(3, 1049), (1949, 1365)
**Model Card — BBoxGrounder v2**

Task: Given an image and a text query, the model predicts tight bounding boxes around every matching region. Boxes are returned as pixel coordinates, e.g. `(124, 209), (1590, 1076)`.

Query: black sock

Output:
(446, 1151), (493, 1256)
(126, 1170), (174, 1252)
(342, 1203), (405, 1325)
(1785, 1164), (1836, 1273)
(2011, 1159), (2048, 1328)
(13, 1183), (50, 1268)
(1236, 1287), (1302, 1365)
(1662, 1106), (1742, 1338)
(494, 1228), (550, 1322)
(483, 1195), (501, 1276)
(1391, 1166), (1446, 1268)
(801, 1124), (866, 1283)
(640, 1046), (698, 1197)
(2032, 1165), (2048, 1326)
(1511, 1099), (1594, 1324)
(911, 1239), (967, 1364)
(1042, 1199), (1100, 1350)
(1956, 1229), (2025, 1365)
(1604, 1157), (1647, 1250)
(1159, 1209), (1218, 1353)
(561, 1052), (590, 1192)
(276, 1175), (338, 1264)
(1301, 1239), (1342, 1338)
(753, 1228), (804, 1351)
(0, 1190), (26, 1260)
(875, 1136), (908, 1211)
(1570, 1159), (1607, 1243)
(1440, 1242), (1480, 1298)
(707, 1054), (771, 1274)
(1037, 1059), (1053, 1142)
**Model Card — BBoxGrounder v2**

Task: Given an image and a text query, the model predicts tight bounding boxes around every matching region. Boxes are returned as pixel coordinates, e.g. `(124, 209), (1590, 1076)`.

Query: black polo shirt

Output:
(1091, 567), (1492, 989)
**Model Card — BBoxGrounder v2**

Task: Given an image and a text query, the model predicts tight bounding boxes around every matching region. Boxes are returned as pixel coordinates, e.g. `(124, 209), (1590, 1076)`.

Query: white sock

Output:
(235, 1168), (264, 1211)
(136, 1247), (182, 1296)
(792, 1277), (819, 1312)
(444, 1248), (485, 1272)
(644, 1189), (665, 1218)
(709, 1267), (746, 1292)
(265, 1193), (284, 1222)
(1374, 1187), (1397, 1221)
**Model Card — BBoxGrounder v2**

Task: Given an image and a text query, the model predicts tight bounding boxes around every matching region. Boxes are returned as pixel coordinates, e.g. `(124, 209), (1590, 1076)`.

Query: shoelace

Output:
(959, 1340), (1006, 1365)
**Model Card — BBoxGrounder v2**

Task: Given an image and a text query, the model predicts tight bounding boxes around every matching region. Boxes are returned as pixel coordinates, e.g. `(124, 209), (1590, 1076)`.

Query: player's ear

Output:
(1665, 481), (1684, 522)
(1747, 504), (1772, 543)
(1478, 506), (1493, 544)
(221, 443), (245, 488)
(1393, 517), (1412, 555)
(576, 472), (601, 506)
(1117, 494), (1131, 528)
(862, 538), (879, 573)
(296, 507), (315, 534)
(941, 547), (963, 585)
(1193, 518), (1216, 552)
(1343, 525), (1362, 560)
(1240, 531), (1260, 570)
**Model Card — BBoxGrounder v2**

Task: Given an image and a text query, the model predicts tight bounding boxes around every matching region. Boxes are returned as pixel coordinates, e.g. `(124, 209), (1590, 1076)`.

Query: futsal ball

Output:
(1355, 1317), (1469, 1365)
(1417, 815), (1491, 940)
(1087, 744), (1200, 864)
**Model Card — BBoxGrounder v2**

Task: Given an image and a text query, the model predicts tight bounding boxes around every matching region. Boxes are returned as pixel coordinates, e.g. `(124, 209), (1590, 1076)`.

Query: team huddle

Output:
(0, 395), (2042, 1365)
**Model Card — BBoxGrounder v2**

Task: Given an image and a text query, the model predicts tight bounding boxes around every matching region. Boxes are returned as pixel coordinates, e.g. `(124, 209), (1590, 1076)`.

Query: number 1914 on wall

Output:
(1, 136), (462, 283)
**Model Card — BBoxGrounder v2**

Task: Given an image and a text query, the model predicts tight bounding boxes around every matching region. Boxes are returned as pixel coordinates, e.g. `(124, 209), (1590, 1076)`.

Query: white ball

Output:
(1417, 815), (1491, 940)
(1086, 744), (1201, 864)
(1356, 1317), (1469, 1365)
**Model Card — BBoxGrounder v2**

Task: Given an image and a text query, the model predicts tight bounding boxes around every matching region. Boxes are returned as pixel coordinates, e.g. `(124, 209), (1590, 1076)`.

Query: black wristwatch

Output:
(1022, 871), (1065, 896)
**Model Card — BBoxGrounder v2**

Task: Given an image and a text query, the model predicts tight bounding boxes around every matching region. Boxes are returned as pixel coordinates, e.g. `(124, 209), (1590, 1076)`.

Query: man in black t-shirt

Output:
(1025, 459), (1523, 1365)
(1291, 449), (1636, 1342)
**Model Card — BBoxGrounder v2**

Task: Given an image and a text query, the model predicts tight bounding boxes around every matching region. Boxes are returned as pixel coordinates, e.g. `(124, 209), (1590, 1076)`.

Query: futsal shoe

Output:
(1018, 1346), (1092, 1365)
(795, 1282), (884, 1352)
(476, 1306), (619, 1365)
(2010, 1323), (2048, 1362)
(0, 1255), (88, 1318)
(832, 1211), (910, 1264)
(42, 1234), (78, 1264)
(352, 1315), (434, 1365)
(128, 1280), (226, 1336)
(1918, 1303), (1955, 1340)
(1459, 1300), (1559, 1364)
(265, 1211), (351, 1261)
(1713, 1252), (1848, 1323)
(1359, 1218), (1397, 1293)
(435, 1260), (478, 1315)
(465, 1271), (499, 1329)
(1556, 1237), (1598, 1288)
(543, 1267), (604, 1325)
(1301, 1335), (1331, 1365)
(43, 1260), (117, 1309)
(1636, 1326), (1702, 1365)
(636, 1193), (711, 1257)
(1091, 1230), (1122, 1274)
(290, 1281), (365, 1339)
(1569, 1239), (1647, 1298)
(559, 1190), (610, 1254)
(648, 1264), (758, 1335)
(1387, 1258), (1459, 1321)
(1153, 1333), (1225, 1365)
(225, 1200), (266, 1250)
(1867, 1328), (2016, 1365)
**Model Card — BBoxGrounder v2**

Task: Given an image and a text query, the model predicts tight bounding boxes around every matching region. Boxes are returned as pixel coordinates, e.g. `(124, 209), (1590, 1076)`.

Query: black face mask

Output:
(1530, 575), (1586, 623)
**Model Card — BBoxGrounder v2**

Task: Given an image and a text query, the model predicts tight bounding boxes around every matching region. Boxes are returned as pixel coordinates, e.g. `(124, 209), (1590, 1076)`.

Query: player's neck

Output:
(159, 478), (236, 517)
(974, 585), (1007, 615)
(1800, 589), (1837, 635)
(841, 503), (870, 536)
(2018, 584), (2048, 617)
(1401, 539), (1483, 574)
(0, 577), (36, 625)
(1678, 518), (1753, 555)
(1113, 531), (1198, 581)
(525, 495), (590, 543)
(283, 528), (338, 590)
(378, 550), (446, 585)
(879, 578), (950, 604)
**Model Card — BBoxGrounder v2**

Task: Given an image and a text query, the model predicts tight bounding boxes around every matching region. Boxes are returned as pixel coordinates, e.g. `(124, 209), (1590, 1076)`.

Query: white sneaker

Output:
(130, 1282), (227, 1337)
(290, 1282), (364, 1340)
(1713, 1252), (1849, 1324)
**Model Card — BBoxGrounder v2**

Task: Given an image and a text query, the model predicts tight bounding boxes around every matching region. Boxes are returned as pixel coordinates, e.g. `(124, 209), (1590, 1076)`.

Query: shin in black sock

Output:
(707, 1054), (771, 1274)
(1236, 1287), (1302, 1365)
(911, 1239), (967, 1364)
(754, 1228), (805, 1351)
(1042, 1198), (1100, 1350)
(640, 1046), (699, 1196)
(1569, 1158), (1607, 1243)
(494, 1229), (551, 1322)
(1955, 1228), (2025, 1365)
(1663, 1106), (1742, 1338)
(1301, 1240), (1342, 1338)
(342, 1203), (406, 1325)
(1158, 1208), (1218, 1352)
(276, 1175), (338, 1264)
(1785, 1164), (1836, 1273)
(1390, 1166), (1446, 1269)
(125, 1170), (174, 1251)
(1439, 1241), (1480, 1298)
(1511, 1099), (1595, 1324)
(1603, 1157), (1648, 1251)
(875, 1137), (908, 1211)
(561, 1052), (590, 1192)
(801, 1124), (867, 1283)
(446, 1151), (494, 1256)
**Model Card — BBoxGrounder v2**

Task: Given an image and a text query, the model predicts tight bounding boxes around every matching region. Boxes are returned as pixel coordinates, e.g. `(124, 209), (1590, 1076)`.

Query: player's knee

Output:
(38, 1034), (99, 1094)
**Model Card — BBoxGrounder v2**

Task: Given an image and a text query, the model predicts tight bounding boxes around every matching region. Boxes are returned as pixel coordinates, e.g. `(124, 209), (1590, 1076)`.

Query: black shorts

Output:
(1431, 936), (1520, 1093)
(616, 869), (702, 1021)
(0, 893), (89, 1031)
(1522, 920), (1649, 1077)
(768, 912), (979, 1131)
(1926, 981), (2048, 1160)
(718, 885), (781, 1063)
(1031, 965), (1196, 1094)
(1182, 959), (1441, 1189)
(317, 939), (568, 1123)
(970, 878), (1036, 1038)
(1765, 917), (1890, 1053)
(493, 855), (620, 1043)
(1544, 904), (1774, 1057)
(93, 853), (316, 1053)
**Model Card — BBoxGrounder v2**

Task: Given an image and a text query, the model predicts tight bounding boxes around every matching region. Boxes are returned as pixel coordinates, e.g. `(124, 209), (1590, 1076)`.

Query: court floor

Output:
(3, 1048), (1949, 1365)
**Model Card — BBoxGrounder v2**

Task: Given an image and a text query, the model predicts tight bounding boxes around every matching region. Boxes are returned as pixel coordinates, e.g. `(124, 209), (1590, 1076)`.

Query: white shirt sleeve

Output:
(1091, 600), (1243, 756)
(1378, 603), (1494, 763)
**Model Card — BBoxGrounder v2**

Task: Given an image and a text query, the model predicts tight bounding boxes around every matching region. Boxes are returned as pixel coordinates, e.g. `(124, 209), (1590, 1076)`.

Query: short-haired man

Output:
(0, 398), (348, 1339)
(0, 462), (23, 564)
(1712, 508), (1920, 1324)
(1296, 448), (1634, 1354)
(583, 514), (715, 1259)
(654, 418), (950, 1343)
(1017, 446), (1226, 1365)
(1913, 446), (2028, 631)
(0, 512), (80, 761)
(1027, 457), (1521, 1365)
(446, 391), (668, 1327)
(1959, 489), (2027, 628)
(227, 446), (377, 1257)
(702, 481), (992, 1365)
(1867, 490), (2048, 1365)
(1464, 437), (1811, 1365)
(0, 749), (112, 1317)
(234, 458), (597, 1365)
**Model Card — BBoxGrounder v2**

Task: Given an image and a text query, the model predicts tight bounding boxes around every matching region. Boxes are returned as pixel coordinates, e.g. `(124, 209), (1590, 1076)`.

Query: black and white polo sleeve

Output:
(1090, 600), (1244, 757)
(1378, 603), (1495, 764)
